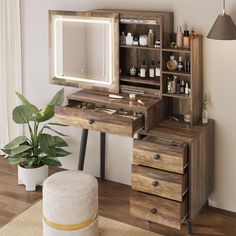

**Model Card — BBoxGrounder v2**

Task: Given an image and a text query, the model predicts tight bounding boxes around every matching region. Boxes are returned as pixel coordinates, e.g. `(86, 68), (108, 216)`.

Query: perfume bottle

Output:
(180, 80), (185, 94)
(167, 55), (178, 71)
(140, 61), (147, 78)
(130, 66), (137, 76)
(178, 56), (184, 71)
(172, 76), (177, 93)
(183, 30), (190, 49)
(176, 26), (183, 48)
(155, 61), (161, 77)
(126, 32), (133, 45)
(176, 77), (180, 93)
(167, 77), (172, 93)
(149, 61), (155, 78)
(120, 31), (126, 45)
(148, 29), (154, 47)
(185, 83), (189, 95)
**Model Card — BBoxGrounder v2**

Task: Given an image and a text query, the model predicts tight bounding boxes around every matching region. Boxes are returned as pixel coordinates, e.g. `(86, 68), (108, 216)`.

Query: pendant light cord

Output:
(223, 0), (226, 15)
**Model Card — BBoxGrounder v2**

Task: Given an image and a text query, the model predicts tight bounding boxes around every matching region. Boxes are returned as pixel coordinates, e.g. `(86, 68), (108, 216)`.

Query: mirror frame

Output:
(49, 10), (119, 93)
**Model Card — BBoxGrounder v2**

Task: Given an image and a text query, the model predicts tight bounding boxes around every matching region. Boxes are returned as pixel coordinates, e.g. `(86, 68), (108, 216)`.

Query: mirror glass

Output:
(53, 16), (112, 85)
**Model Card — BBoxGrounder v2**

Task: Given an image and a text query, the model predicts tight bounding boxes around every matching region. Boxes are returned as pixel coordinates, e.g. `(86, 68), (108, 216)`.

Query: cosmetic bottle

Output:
(180, 80), (185, 94)
(120, 31), (126, 45)
(183, 30), (190, 49)
(148, 29), (154, 47)
(140, 61), (147, 78)
(155, 61), (161, 77)
(167, 77), (172, 93)
(130, 66), (136, 76)
(178, 56), (184, 71)
(176, 77), (180, 93)
(126, 32), (133, 45)
(185, 83), (189, 95)
(149, 61), (155, 78)
(176, 26), (183, 48)
(167, 55), (178, 71)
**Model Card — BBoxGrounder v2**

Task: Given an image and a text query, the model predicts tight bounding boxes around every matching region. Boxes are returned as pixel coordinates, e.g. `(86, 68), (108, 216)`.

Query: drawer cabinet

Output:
(131, 165), (188, 201)
(130, 191), (188, 229)
(131, 135), (189, 229)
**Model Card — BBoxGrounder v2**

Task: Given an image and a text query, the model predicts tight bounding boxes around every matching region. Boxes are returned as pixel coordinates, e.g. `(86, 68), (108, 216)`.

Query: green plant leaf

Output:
(54, 136), (68, 147)
(38, 133), (56, 157)
(1, 148), (11, 155)
(8, 157), (27, 165)
(16, 92), (38, 113)
(12, 105), (34, 124)
(41, 157), (61, 167)
(3, 136), (27, 150)
(44, 126), (68, 137)
(11, 145), (32, 155)
(48, 122), (68, 127)
(36, 106), (54, 122)
(55, 148), (71, 157)
(48, 88), (64, 106)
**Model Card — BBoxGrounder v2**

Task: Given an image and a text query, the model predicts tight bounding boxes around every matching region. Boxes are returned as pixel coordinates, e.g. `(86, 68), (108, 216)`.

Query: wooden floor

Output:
(0, 157), (236, 236)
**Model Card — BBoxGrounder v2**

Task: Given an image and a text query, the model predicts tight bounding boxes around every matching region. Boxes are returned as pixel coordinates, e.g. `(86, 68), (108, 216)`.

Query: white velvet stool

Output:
(43, 170), (98, 236)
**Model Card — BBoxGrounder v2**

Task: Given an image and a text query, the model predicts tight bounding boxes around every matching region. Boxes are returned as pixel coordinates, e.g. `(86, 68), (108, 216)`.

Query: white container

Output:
(18, 165), (48, 191)
(43, 171), (98, 236)
(202, 110), (208, 124)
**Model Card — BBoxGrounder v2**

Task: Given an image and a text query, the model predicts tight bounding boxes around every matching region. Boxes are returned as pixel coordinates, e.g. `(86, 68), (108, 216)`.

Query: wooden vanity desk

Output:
(49, 9), (214, 235)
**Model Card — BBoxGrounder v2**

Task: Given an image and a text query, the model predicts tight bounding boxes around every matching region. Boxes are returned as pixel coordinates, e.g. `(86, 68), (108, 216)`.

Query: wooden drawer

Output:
(133, 137), (188, 174)
(55, 104), (144, 137)
(130, 191), (188, 229)
(131, 165), (188, 202)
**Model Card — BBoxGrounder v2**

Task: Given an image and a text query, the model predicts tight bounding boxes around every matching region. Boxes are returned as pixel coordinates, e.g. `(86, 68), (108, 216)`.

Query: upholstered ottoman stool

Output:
(43, 170), (98, 236)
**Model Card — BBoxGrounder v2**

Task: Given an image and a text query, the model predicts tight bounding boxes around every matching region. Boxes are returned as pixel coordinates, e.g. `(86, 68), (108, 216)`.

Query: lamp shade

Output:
(207, 14), (236, 40)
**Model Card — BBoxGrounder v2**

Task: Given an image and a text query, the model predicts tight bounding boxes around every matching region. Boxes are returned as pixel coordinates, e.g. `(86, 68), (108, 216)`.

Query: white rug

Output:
(0, 201), (160, 236)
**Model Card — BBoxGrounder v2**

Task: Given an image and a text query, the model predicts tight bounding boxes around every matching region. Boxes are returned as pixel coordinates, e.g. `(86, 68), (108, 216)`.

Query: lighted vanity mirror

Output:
(49, 11), (119, 93)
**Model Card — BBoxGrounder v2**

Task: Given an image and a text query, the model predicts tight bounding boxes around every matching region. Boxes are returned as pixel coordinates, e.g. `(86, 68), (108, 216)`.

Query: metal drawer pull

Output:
(152, 181), (159, 187)
(154, 154), (160, 160)
(151, 208), (157, 214)
(89, 119), (94, 125)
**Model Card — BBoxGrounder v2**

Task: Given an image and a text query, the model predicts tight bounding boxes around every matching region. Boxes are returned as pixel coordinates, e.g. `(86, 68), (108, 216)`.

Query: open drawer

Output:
(130, 191), (188, 229)
(55, 102), (144, 137)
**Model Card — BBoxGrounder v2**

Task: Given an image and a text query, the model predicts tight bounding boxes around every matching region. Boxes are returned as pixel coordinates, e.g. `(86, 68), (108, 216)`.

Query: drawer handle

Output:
(89, 119), (94, 125)
(154, 154), (160, 160)
(152, 181), (159, 187)
(151, 208), (157, 214)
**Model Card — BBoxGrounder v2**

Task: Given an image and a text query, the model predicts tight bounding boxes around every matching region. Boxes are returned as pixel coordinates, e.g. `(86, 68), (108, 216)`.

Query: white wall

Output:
(20, 0), (236, 213)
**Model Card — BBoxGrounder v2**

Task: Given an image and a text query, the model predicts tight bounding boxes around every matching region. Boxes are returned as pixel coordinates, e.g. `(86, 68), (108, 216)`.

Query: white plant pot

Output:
(18, 165), (48, 191)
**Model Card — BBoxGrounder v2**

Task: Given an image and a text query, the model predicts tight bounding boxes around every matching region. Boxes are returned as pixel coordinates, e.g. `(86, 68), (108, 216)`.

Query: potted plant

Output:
(1, 88), (70, 191)
(202, 94), (209, 124)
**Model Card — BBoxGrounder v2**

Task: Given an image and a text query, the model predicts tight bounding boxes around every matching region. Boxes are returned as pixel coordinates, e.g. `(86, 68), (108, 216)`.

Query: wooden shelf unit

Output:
(161, 36), (203, 125)
(118, 11), (173, 99)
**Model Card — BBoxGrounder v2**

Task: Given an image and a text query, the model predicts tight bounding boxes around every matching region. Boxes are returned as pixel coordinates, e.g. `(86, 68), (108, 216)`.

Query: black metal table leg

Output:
(100, 132), (106, 180)
(188, 220), (192, 235)
(78, 129), (88, 170)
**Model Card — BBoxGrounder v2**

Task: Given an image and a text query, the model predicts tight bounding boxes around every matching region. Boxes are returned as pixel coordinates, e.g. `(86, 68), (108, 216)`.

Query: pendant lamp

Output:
(207, 0), (236, 40)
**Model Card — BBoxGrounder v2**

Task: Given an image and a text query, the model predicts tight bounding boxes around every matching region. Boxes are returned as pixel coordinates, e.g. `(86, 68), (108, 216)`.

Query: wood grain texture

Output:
(1, 158), (236, 236)
(138, 119), (214, 221)
(133, 138), (188, 174)
(49, 10), (120, 93)
(130, 191), (188, 229)
(55, 105), (144, 137)
(131, 165), (188, 201)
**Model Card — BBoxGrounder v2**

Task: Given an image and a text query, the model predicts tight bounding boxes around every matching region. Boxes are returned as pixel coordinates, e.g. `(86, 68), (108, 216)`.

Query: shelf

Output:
(162, 48), (191, 53)
(162, 70), (191, 77)
(120, 76), (160, 86)
(162, 93), (190, 99)
(120, 45), (160, 51)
